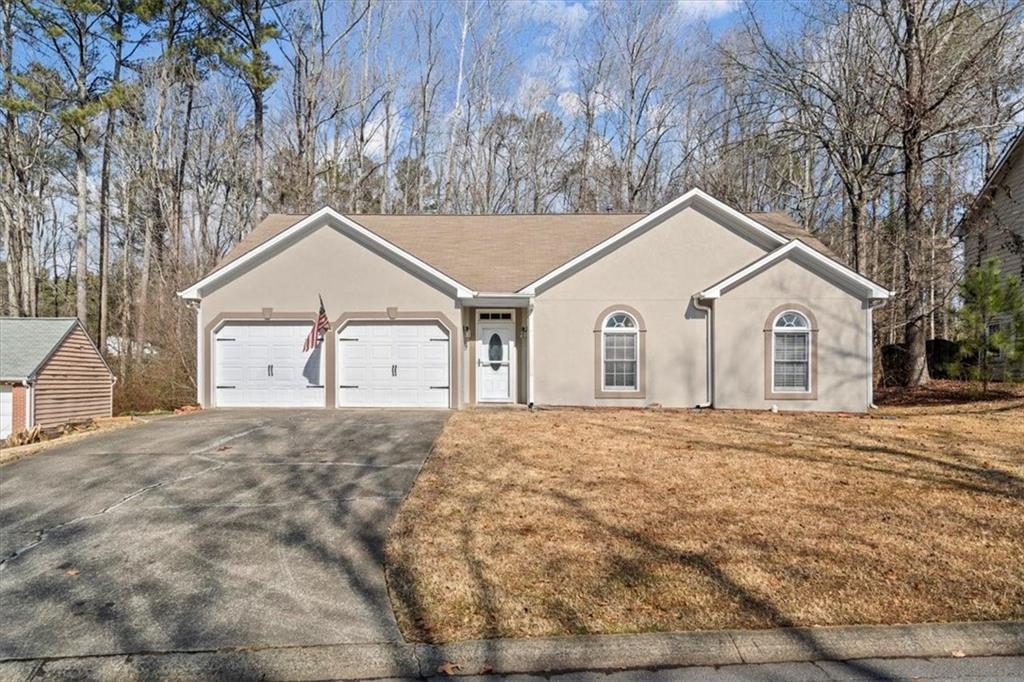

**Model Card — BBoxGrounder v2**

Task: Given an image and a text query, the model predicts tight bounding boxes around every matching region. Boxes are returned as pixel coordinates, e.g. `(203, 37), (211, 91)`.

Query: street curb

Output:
(420, 621), (1024, 676)
(1, 621), (1021, 680)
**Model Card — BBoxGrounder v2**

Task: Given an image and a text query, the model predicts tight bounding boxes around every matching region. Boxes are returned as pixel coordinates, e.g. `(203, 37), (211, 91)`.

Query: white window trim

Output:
(771, 311), (812, 394)
(601, 312), (640, 392)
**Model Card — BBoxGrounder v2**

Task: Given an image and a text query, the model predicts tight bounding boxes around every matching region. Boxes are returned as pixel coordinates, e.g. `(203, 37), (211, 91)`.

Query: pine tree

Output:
(950, 259), (1024, 392)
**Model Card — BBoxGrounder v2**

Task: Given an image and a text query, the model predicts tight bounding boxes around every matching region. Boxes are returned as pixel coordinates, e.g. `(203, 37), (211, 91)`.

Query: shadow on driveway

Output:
(0, 408), (448, 667)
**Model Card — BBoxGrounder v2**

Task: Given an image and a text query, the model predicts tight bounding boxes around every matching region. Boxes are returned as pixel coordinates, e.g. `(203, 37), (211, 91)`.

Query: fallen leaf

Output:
(951, 650), (967, 658)
(66, 569), (79, 577)
(437, 661), (461, 676)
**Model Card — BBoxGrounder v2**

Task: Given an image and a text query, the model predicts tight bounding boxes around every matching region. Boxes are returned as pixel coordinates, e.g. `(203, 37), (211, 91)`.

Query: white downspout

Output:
(192, 301), (204, 407)
(692, 297), (714, 408)
(23, 381), (33, 429)
(527, 302), (535, 407)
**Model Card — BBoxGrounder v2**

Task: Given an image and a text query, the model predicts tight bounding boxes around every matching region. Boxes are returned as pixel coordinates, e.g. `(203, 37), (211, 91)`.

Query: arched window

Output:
(602, 311), (639, 391)
(772, 311), (811, 392)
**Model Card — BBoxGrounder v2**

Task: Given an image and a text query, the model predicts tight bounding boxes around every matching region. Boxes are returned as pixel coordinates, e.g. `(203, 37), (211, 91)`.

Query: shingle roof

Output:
(0, 317), (78, 381)
(746, 211), (838, 259)
(210, 209), (838, 293)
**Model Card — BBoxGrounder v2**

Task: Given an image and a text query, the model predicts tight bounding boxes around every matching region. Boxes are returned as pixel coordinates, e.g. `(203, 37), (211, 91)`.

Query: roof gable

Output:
(517, 189), (793, 294)
(181, 189), (841, 298)
(958, 127), (1024, 233)
(178, 208), (477, 300)
(0, 318), (82, 380)
(696, 240), (890, 301)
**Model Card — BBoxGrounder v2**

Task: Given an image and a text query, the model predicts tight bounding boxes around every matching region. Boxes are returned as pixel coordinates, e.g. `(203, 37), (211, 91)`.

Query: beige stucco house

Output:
(179, 189), (890, 413)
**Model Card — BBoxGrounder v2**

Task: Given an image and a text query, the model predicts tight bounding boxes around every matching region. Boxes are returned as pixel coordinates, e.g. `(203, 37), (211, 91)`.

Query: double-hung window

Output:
(603, 312), (638, 391)
(772, 311), (811, 392)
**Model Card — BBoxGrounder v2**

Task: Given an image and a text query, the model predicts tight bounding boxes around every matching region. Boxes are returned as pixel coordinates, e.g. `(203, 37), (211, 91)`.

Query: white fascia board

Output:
(177, 207), (476, 300)
(696, 240), (892, 300)
(461, 293), (533, 308)
(518, 188), (789, 295)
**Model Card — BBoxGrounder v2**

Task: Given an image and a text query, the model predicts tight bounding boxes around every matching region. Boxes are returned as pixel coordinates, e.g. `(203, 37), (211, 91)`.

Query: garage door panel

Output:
(214, 322), (325, 407)
(337, 322), (449, 407)
(421, 366), (447, 384)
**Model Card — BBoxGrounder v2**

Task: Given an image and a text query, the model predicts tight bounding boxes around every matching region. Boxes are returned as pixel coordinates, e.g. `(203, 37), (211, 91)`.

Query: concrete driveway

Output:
(0, 409), (448, 662)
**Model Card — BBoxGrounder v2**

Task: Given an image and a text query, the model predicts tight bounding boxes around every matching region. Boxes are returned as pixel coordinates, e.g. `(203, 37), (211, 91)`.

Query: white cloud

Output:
(675, 0), (741, 21)
(512, 0), (589, 35)
(556, 80), (615, 120)
(517, 75), (554, 115)
(557, 90), (583, 118)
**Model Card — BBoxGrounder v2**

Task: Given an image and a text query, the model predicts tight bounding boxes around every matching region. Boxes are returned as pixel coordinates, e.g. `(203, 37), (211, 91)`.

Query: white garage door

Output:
(337, 322), (449, 407)
(0, 386), (12, 439)
(214, 322), (326, 407)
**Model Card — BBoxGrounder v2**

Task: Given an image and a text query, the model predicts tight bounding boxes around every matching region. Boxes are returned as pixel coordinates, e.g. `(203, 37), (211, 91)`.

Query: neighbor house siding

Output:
(532, 205), (768, 407)
(713, 257), (869, 413)
(33, 327), (114, 429)
(200, 223), (464, 407)
(965, 143), (1024, 286)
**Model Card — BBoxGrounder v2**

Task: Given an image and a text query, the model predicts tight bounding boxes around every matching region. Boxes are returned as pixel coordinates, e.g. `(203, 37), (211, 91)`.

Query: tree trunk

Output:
(253, 86), (264, 220)
(899, 0), (930, 387)
(96, 6), (124, 349)
(136, 215), (153, 345)
(75, 136), (89, 323)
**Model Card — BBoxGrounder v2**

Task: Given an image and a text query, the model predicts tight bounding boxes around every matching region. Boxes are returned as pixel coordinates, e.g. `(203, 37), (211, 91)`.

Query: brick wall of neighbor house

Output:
(33, 326), (113, 429)
(965, 143), (1024, 286)
(11, 384), (28, 434)
(532, 205), (767, 408)
(714, 257), (869, 413)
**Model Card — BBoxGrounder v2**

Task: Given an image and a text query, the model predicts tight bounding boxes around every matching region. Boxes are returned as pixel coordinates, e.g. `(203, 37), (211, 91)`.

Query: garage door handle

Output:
(339, 384), (359, 389)
(307, 385), (324, 388)
(216, 385), (236, 389)
(429, 386), (449, 390)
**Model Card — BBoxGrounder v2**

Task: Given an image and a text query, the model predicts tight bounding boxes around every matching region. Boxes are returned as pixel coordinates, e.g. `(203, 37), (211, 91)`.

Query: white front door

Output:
(214, 322), (326, 407)
(477, 317), (514, 403)
(337, 322), (450, 407)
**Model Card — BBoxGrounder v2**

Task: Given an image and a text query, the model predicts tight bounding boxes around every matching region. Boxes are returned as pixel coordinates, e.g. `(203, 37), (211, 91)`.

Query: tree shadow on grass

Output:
(387, 407), (1024, 678)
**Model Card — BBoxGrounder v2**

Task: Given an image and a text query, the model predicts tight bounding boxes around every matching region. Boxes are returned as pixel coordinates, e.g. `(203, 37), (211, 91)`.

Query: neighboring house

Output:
(963, 128), (1024, 284)
(960, 128), (1024, 373)
(0, 318), (116, 440)
(178, 188), (890, 413)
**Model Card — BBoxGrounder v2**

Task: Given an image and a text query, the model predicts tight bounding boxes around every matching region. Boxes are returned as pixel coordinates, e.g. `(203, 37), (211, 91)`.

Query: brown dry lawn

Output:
(385, 384), (1024, 643)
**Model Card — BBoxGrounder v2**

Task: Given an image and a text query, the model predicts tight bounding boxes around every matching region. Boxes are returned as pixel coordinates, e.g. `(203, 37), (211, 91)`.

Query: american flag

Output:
(303, 295), (329, 352)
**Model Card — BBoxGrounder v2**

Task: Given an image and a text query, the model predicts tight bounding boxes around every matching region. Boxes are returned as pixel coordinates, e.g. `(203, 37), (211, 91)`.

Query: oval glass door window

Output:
(488, 332), (503, 371)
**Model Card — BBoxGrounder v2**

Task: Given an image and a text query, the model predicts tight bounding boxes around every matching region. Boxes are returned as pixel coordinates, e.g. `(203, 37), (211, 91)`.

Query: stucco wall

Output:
(200, 224), (463, 407)
(532, 206), (767, 407)
(713, 257), (869, 412)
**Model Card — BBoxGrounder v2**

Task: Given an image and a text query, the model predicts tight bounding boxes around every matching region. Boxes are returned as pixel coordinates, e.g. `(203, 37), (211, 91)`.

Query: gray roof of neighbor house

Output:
(1, 317), (81, 381)
(209, 210), (838, 294)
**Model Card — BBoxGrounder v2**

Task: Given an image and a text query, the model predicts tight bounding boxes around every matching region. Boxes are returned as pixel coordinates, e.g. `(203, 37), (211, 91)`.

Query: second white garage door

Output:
(337, 322), (450, 407)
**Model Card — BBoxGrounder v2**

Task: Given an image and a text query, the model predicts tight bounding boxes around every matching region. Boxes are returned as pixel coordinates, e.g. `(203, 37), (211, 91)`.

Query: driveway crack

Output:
(0, 460), (225, 570)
